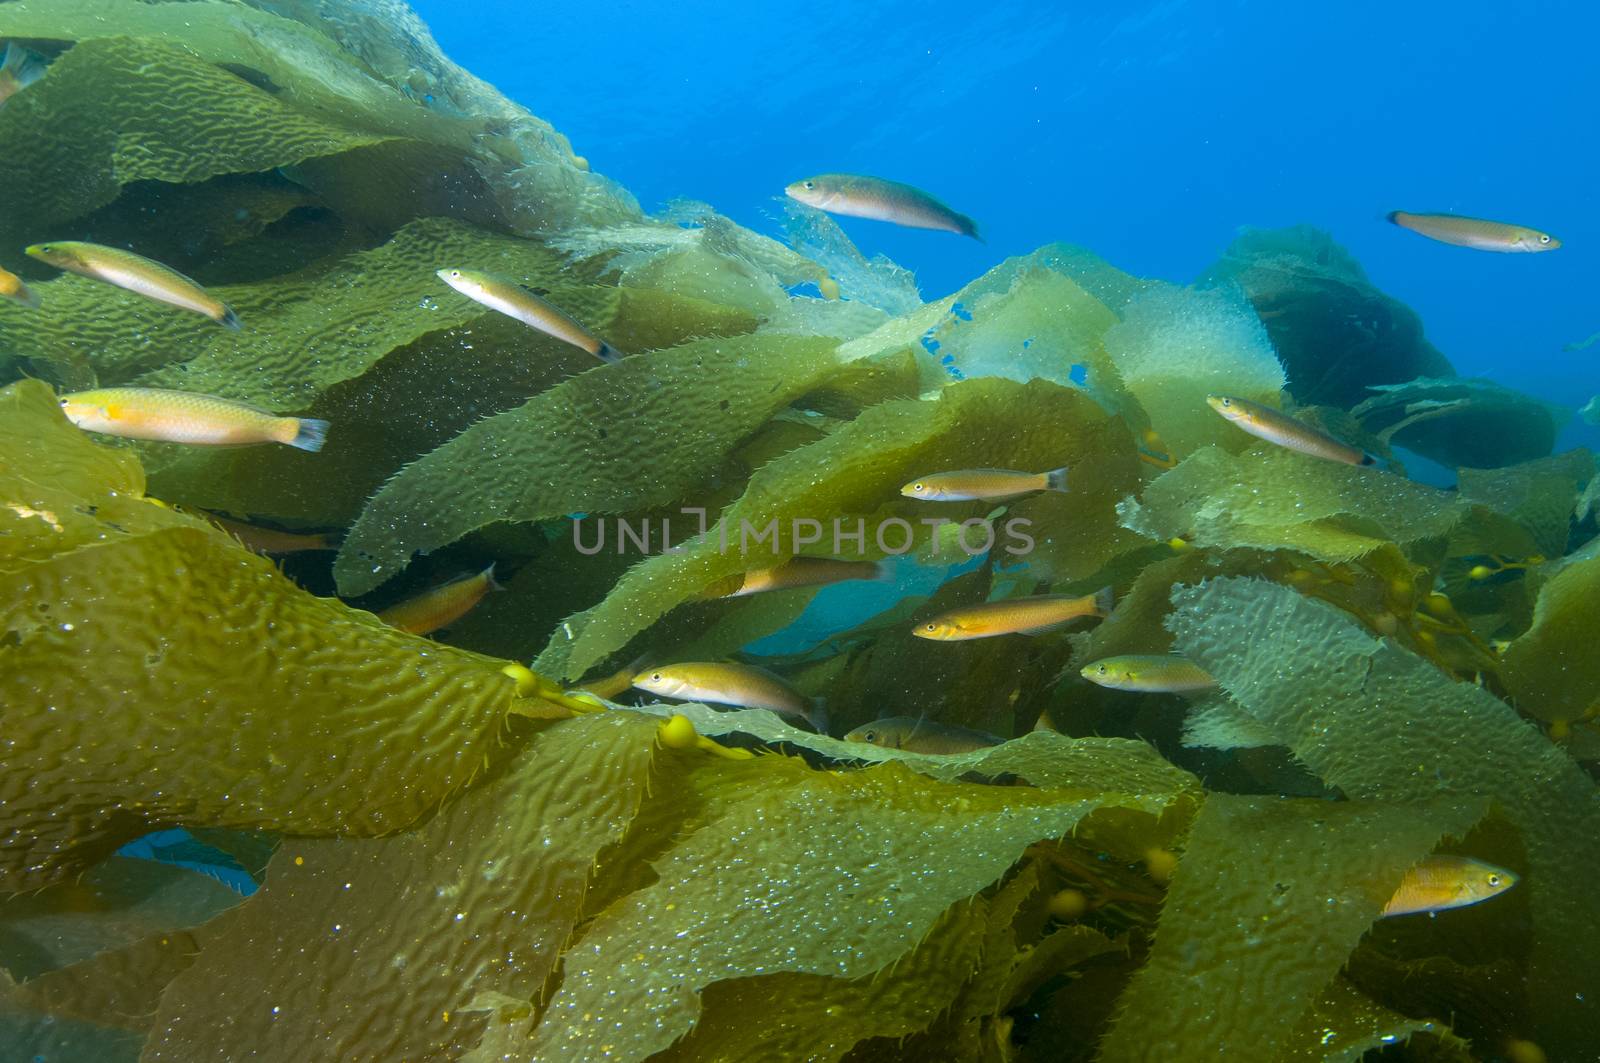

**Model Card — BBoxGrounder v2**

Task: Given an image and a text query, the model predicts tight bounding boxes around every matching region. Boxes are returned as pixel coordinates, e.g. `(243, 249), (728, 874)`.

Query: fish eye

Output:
(863, 730), (876, 742)
(803, 180), (815, 190)
(924, 623), (937, 632)
(58, 398), (68, 406)
(650, 672), (662, 682)
(1220, 397), (1232, 407)
(1487, 873), (1502, 887)
(913, 483), (924, 491)
(1096, 664), (1107, 674)
(1539, 234), (1551, 244)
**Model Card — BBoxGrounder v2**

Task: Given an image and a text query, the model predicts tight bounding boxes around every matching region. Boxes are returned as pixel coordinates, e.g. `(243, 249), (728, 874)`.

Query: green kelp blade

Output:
(335, 332), (845, 596)
(1279, 976), (1475, 1063)
(537, 377), (1143, 682)
(644, 897), (993, 1063)
(527, 751), (1180, 1062)
(1500, 549), (1600, 723)
(1097, 792), (1485, 1062)
(0, 380), (522, 891)
(1165, 577), (1600, 1054)
(1351, 377), (1565, 470)
(144, 712), (659, 1062)
(1118, 444), (1465, 564)
(0, 35), (387, 238)
(8, 927), (206, 1041)
(1456, 450), (1593, 560)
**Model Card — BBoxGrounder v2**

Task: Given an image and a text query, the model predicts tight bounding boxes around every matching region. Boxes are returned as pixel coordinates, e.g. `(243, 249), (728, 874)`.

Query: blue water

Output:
(414, 0), (1599, 422)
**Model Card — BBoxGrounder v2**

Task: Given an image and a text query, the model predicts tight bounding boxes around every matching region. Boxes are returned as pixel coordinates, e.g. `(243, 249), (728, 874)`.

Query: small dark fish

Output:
(845, 716), (1003, 755)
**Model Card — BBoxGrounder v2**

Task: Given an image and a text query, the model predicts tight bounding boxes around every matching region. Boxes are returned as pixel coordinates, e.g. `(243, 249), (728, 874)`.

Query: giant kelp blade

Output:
(644, 898), (992, 1063)
(1351, 377), (1565, 470)
(0, 380), (520, 890)
(1500, 547), (1600, 724)
(1166, 577), (1600, 1054)
(1097, 793), (1484, 1061)
(535, 377), (1143, 682)
(1119, 444), (1465, 563)
(1279, 976), (1474, 1063)
(527, 752), (1181, 1062)
(144, 712), (659, 1062)
(335, 332), (844, 595)
(1456, 450), (1592, 560)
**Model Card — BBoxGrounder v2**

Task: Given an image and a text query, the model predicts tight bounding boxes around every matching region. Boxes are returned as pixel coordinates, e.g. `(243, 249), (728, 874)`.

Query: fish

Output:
(0, 42), (47, 109)
(844, 716), (1003, 755)
(1080, 655), (1218, 693)
(436, 268), (623, 363)
(378, 564), (500, 636)
(915, 587), (1113, 641)
(0, 265), (39, 309)
(1380, 855), (1517, 918)
(202, 513), (336, 555)
(1206, 395), (1374, 466)
(901, 467), (1068, 502)
(706, 557), (888, 599)
(631, 661), (825, 729)
(785, 174), (982, 240)
(1387, 211), (1559, 253)
(25, 241), (241, 328)
(57, 388), (328, 451)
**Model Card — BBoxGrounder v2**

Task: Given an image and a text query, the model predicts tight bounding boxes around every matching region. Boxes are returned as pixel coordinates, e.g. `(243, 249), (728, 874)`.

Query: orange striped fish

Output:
(58, 388), (327, 450)
(901, 467), (1068, 502)
(632, 661), (825, 729)
(1207, 395), (1373, 466)
(0, 265), (38, 308)
(707, 557), (887, 599)
(436, 269), (622, 363)
(378, 564), (500, 636)
(203, 513), (336, 555)
(27, 242), (240, 328)
(915, 588), (1113, 641)
(1380, 855), (1517, 917)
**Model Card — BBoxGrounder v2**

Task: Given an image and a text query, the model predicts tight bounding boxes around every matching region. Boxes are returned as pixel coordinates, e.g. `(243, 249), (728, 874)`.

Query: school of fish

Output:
(0, 37), (1548, 924)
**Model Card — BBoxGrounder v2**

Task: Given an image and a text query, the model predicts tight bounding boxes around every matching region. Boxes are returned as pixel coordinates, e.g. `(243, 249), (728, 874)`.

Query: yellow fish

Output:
(785, 174), (982, 240)
(844, 716), (1002, 755)
(1387, 211), (1559, 253)
(1207, 395), (1374, 466)
(378, 564), (500, 636)
(436, 268), (622, 363)
(1380, 855), (1517, 918)
(706, 557), (887, 599)
(0, 264), (39, 309)
(915, 588), (1113, 641)
(202, 513), (337, 555)
(901, 467), (1068, 502)
(631, 661), (824, 729)
(27, 241), (240, 328)
(1080, 655), (1218, 693)
(58, 388), (328, 450)
(0, 42), (47, 110)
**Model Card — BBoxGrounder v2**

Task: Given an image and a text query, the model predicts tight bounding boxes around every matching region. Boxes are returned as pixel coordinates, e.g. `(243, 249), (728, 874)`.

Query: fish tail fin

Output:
(218, 304), (242, 330)
(483, 562), (504, 591)
(1091, 585), (1115, 617)
(1044, 466), (1070, 492)
(2, 43), (48, 92)
(287, 417), (329, 452)
(809, 696), (829, 736)
(16, 282), (40, 309)
(959, 214), (984, 243)
(868, 558), (895, 581)
(595, 341), (625, 364)
(1032, 706), (1059, 733)
(1384, 211), (1404, 225)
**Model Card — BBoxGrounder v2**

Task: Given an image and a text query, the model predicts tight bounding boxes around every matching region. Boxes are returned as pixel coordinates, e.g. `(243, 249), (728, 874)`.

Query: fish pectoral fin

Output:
(101, 404), (121, 419)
